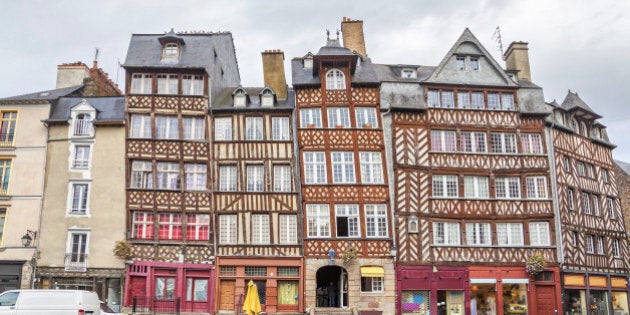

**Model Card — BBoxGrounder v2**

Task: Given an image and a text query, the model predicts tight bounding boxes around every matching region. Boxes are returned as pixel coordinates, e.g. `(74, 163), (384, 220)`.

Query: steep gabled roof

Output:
(615, 160), (630, 176)
(425, 28), (516, 87)
(560, 90), (602, 120)
(47, 97), (125, 123)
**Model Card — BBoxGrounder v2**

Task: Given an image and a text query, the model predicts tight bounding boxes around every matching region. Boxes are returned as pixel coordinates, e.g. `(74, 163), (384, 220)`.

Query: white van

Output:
(0, 290), (101, 314)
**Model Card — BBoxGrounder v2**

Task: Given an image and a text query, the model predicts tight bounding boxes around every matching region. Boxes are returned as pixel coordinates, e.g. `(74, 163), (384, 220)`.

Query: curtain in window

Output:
(278, 281), (298, 305)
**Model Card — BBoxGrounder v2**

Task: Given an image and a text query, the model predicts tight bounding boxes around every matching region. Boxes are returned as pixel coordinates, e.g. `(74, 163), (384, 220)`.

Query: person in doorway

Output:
(327, 282), (337, 307)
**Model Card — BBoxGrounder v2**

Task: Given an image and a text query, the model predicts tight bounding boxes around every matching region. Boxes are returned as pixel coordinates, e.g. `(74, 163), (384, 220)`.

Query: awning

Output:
(360, 266), (384, 278)
(470, 278), (496, 284)
(503, 278), (529, 284)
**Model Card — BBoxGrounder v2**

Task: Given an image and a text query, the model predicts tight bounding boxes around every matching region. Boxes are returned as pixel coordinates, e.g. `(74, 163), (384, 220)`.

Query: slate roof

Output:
(212, 87), (295, 111)
(292, 57), (379, 86)
(615, 160), (630, 176)
(0, 85), (84, 102)
(560, 90), (602, 119)
(47, 97), (125, 123)
(316, 38), (355, 57)
(545, 100), (614, 147)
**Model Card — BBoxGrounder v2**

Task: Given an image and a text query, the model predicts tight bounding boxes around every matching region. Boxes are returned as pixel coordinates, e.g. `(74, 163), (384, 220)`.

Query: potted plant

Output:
(525, 253), (545, 277)
(341, 247), (358, 264)
(113, 240), (133, 261)
(362, 124), (372, 129)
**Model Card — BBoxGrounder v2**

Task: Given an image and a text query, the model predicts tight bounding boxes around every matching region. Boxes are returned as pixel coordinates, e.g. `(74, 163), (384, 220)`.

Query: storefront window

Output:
(502, 283), (527, 315)
(470, 284), (497, 315)
(155, 277), (175, 299)
(590, 290), (609, 315)
(186, 278), (208, 301)
(402, 290), (430, 315)
(438, 290), (464, 315)
(278, 281), (298, 305)
(612, 292), (629, 315)
(565, 290), (587, 315)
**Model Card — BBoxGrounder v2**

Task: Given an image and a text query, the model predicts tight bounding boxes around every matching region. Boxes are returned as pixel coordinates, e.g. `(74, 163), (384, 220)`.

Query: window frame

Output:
(132, 212), (154, 239)
(219, 165), (237, 191)
(586, 234), (594, 254)
(214, 117), (232, 141)
(365, 204), (388, 238)
(131, 160), (154, 189)
(67, 181), (90, 216)
(219, 214), (237, 244)
(156, 74), (179, 95)
(495, 177), (521, 199)
(526, 176), (547, 199)
(303, 152), (327, 184)
(433, 222), (460, 245)
(182, 75), (203, 96)
(464, 176), (489, 199)
(360, 276), (384, 293)
(155, 115), (179, 139)
(130, 114), (152, 138)
(130, 73), (153, 94)
(335, 204), (360, 238)
(246, 164), (264, 192)
(156, 162), (180, 190)
(465, 222), (491, 246)
(186, 214), (210, 241)
(497, 222), (524, 246)
(355, 107), (378, 128)
(331, 152), (356, 184)
(245, 117), (263, 141)
(491, 132), (517, 154)
(251, 214), (270, 244)
(359, 152), (384, 184)
(273, 164), (292, 192)
(431, 130), (457, 152)
(158, 213), (183, 240)
(529, 222), (550, 246)
(432, 175), (458, 198)
(184, 163), (206, 191)
(327, 107), (351, 128)
(183, 116), (205, 140)
(300, 108), (322, 128)
(71, 144), (92, 170)
(612, 239), (621, 258)
(306, 204), (330, 238)
(520, 133), (543, 154)
(325, 68), (346, 90)
(460, 131), (487, 153)
(279, 215), (298, 244)
(272, 116), (290, 141)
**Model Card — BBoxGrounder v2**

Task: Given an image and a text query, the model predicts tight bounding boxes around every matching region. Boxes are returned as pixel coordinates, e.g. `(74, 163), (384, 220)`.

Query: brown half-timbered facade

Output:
(547, 92), (630, 315)
(121, 30), (240, 314)
(293, 21), (395, 314)
(211, 49), (303, 314)
(380, 30), (562, 315)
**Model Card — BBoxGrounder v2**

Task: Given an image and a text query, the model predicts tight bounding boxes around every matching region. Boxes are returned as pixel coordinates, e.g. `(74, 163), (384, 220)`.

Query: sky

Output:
(1, 0), (629, 161)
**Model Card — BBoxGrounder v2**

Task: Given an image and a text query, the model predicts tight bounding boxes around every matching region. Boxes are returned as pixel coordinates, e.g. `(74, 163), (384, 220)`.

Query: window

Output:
(327, 107), (351, 128)
(214, 117), (232, 141)
(427, 90), (440, 107)
(0, 209), (6, 243)
(355, 107), (378, 128)
(456, 56), (466, 70)
(163, 43), (179, 59)
(306, 204), (330, 237)
(361, 276), (383, 293)
(365, 204), (388, 238)
(465, 222), (491, 246)
(261, 93), (274, 107)
(326, 69), (346, 90)
(132, 212), (154, 239)
(0, 111), (17, 145)
(497, 223), (523, 246)
(72, 145), (91, 169)
(586, 164), (595, 179)
(592, 195), (600, 216)
(401, 69), (417, 78)
(332, 152), (355, 184)
(471, 92), (484, 109)
(529, 222), (550, 246)
(581, 192), (591, 214)
(433, 222), (460, 245)
(433, 175), (458, 198)
(491, 133), (517, 154)
(596, 236), (604, 255)
(360, 152), (383, 184)
(272, 117), (290, 140)
(130, 114), (151, 138)
(246, 165), (264, 192)
(431, 130), (456, 152)
(572, 231), (578, 247)
(72, 113), (93, 137)
(131, 73), (152, 94)
(304, 58), (313, 69)
(304, 152), (327, 184)
(252, 214), (270, 244)
(470, 57), (479, 70)
(602, 168), (609, 183)
(586, 234), (594, 253)
(457, 91), (470, 109)
(217, 165), (236, 192)
(520, 133), (543, 154)
(607, 197), (616, 219)
(496, 177), (521, 199)
(156, 115), (178, 139)
(158, 213), (182, 240)
(563, 156), (571, 173)
(501, 93), (515, 110)
(279, 215), (298, 244)
(68, 182), (89, 214)
(441, 91), (455, 108)
(185, 164), (206, 191)
(526, 176), (547, 199)
(186, 278), (208, 302)
(568, 188), (575, 210)
(580, 121), (588, 137)
(461, 131), (487, 153)
(66, 231), (88, 271)
(0, 160), (10, 195)
(155, 277), (175, 299)
(245, 117), (263, 140)
(183, 117), (205, 140)
(335, 204), (360, 237)
(186, 214), (209, 241)
(576, 161), (585, 177)
(157, 74), (178, 94)
(273, 165), (292, 192)
(131, 161), (153, 189)
(300, 108), (322, 128)
(234, 93), (247, 107)
(182, 75), (203, 96)
(157, 162), (180, 190)
(612, 239), (621, 258)
(464, 176), (489, 199)
(219, 215), (237, 244)
(487, 93), (500, 110)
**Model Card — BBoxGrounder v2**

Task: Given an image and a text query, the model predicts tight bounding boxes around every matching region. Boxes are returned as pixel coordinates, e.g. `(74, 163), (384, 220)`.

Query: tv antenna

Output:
(94, 47), (100, 62)
(491, 26), (505, 60)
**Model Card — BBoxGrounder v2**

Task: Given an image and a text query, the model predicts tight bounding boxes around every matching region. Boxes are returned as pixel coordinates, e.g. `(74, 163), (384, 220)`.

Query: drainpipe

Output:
(545, 123), (564, 265)
(33, 115), (51, 288)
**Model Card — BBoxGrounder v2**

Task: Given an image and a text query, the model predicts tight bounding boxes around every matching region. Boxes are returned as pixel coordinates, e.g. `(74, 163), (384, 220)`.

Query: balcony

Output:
(64, 253), (88, 272)
(72, 119), (94, 137)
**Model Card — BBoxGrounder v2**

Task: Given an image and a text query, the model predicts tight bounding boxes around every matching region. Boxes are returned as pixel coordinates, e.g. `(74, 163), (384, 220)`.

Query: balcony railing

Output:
(64, 253), (88, 272)
(73, 119), (93, 137)
(0, 133), (14, 147)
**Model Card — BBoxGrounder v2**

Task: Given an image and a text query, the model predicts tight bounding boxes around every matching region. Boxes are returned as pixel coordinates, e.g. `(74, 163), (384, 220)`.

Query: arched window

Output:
(326, 69), (346, 90)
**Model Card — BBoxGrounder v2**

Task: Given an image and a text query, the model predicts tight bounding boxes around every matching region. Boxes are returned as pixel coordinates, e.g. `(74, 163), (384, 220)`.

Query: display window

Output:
(470, 284), (496, 315)
(437, 290), (464, 315)
(590, 290), (609, 315)
(611, 292), (629, 315)
(502, 283), (527, 315)
(564, 289), (586, 315)
(402, 290), (430, 315)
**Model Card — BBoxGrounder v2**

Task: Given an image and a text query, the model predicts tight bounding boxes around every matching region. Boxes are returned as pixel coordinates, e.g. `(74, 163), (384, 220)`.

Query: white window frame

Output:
(529, 222), (550, 246)
(563, 156), (571, 173)
(471, 92), (484, 109)
(431, 130), (457, 152)
(131, 73), (152, 94)
(261, 93), (274, 107)
(156, 115), (179, 139)
(273, 165), (292, 192)
(433, 222), (460, 245)
(163, 43), (179, 60)
(245, 117), (263, 141)
(464, 176), (489, 199)
(365, 204), (388, 238)
(219, 215), (237, 244)
(219, 165), (237, 191)
(157, 74), (179, 95)
(601, 168), (609, 183)
(157, 162), (180, 190)
(66, 229), (90, 271)
(272, 117), (290, 141)
(306, 204), (330, 238)
(607, 197), (616, 219)
(487, 92), (500, 110)
(214, 117), (232, 141)
(300, 108), (322, 128)
(496, 177), (521, 199)
(251, 214), (270, 244)
(359, 152), (383, 184)
(279, 215), (298, 244)
(331, 152), (355, 184)
(526, 176), (547, 199)
(456, 56), (466, 70)
(576, 161), (586, 177)
(596, 236), (604, 255)
(586, 234), (594, 253)
(132, 212), (154, 239)
(461, 131), (487, 153)
(360, 276), (384, 293)
(457, 91), (471, 109)
(186, 214), (210, 241)
(327, 107), (351, 128)
(303, 152), (327, 184)
(157, 213), (183, 240)
(520, 133), (543, 154)
(612, 239), (621, 258)
(325, 69), (346, 90)
(335, 204), (360, 238)
(71, 144), (92, 170)
(497, 222), (524, 246)
(568, 188), (575, 210)
(470, 57), (480, 70)
(234, 93), (246, 107)
(501, 93), (515, 110)
(491, 132), (517, 154)
(67, 181), (90, 216)
(592, 195), (600, 216)
(183, 117), (205, 140)
(465, 222), (491, 246)
(581, 192), (591, 214)
(246, 165), (264, 192)
(131, 161), (154, 189)
(401, 68), (417, 78)
(440, 90), (455, 108)
(182, 75), (203, 96)
(130, 114), (152, 138)
(432, 175), (458, 198)
(427, 90), (440, 108)
(184, 163), (206, 191)
(355, 107), (378, 128)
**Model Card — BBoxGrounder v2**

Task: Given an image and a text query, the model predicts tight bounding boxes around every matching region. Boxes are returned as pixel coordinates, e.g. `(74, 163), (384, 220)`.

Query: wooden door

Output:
(535, 285), (557, 315)
(219, 280), (235, 311)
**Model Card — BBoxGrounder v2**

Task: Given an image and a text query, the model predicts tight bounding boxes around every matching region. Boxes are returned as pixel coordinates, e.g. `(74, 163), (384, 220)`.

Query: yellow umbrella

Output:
(243, 280), (262, 315)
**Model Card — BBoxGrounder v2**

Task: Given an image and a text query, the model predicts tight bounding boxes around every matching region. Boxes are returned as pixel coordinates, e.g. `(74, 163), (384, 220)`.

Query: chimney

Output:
(56, 62), (90, 89)
(341, 17), (367, 57)
(261, 49), (288, 100)
(504, 41), (532, 82)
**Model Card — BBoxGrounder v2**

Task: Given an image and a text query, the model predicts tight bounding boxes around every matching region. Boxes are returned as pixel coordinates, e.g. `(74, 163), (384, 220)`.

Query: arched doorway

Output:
(316, 266), (348, 308)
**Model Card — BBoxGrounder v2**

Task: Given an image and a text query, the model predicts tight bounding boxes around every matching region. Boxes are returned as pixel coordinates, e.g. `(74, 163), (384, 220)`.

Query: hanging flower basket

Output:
(341, 247), (358, 264)
(113, 240), (133, 260)
(525, 253), (545, 276)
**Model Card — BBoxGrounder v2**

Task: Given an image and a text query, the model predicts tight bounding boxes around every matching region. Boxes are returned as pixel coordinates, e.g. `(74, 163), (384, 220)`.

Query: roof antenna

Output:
(326, 29), (330, 40)
(491, 26), (505, 60)
(94, 47), (100, 63)
(336, 29), (340, 40)
(116, 59), (121, 87)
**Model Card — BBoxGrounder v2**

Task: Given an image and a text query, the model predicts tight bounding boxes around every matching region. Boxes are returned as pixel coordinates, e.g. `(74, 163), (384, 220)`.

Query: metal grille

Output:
(402, 290), (430, 314)
(53, 277), (93, 291)
(245, 266), (266, 277)
(277, 267), (299, 277)
(220, 266), (236, 276)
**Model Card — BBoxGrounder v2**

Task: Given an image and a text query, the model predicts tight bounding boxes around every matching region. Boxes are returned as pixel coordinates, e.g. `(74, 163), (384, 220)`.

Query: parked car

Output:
(100, 301), (124, 315)
(0, 289), (102, 314)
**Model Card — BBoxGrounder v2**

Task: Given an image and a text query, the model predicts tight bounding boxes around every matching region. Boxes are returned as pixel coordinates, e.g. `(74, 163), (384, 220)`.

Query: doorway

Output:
(316, 266), (348, 308)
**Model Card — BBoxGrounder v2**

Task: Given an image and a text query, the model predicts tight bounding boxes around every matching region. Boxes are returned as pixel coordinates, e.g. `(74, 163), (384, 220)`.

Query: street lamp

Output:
(21, 230), (37, 247)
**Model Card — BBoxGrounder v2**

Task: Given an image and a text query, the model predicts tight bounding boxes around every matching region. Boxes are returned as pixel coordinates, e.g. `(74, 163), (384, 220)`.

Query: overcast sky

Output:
(2, 1), (629, 161)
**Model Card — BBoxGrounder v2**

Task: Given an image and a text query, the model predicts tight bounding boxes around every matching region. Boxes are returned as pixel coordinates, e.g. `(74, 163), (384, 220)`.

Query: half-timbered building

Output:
(121, 30), (240, 313)
(547, 92), (630, 314)
(211, 50), (303, 313)
(293, 18), (396, 314)
(379, 30), (562, 315)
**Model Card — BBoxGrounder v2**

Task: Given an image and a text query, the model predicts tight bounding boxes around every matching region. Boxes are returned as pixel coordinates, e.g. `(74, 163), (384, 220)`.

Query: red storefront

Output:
(397, 266), (469, 315)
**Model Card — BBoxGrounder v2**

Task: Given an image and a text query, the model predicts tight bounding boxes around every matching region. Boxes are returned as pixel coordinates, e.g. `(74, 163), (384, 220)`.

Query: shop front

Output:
(563, 273), (629, 315)
(398, 266), (468, 315)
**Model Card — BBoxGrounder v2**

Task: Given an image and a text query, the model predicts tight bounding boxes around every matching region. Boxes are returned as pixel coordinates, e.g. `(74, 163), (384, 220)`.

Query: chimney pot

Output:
(341, 17), (367, 56)
(261, 49), (287, 100)
(504, 41), (532, 81)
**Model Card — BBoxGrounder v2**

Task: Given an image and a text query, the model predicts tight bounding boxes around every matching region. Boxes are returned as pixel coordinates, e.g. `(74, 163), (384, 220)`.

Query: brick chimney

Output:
(504, 41), (532, 82)
(341, 17), (367, 57)
(56, 62), (90, 89)
(261, 49), (288, 100)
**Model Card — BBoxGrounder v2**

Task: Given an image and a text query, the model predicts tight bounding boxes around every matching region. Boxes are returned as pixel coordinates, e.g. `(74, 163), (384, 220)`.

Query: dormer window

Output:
(163, 43), (179, 60)
(401, 69), (417, 79)
(73, 113), (93, 137)
(580, 121), (588, 137)
(325, 69), (346, 90)
(261, 94), (274, 107)
(304, 58), (313, 69)
(234, 93), (246, 107)
(456, 57), (466, 70)
(592, 127), (600, 139)
(470, 57), (480, 70)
